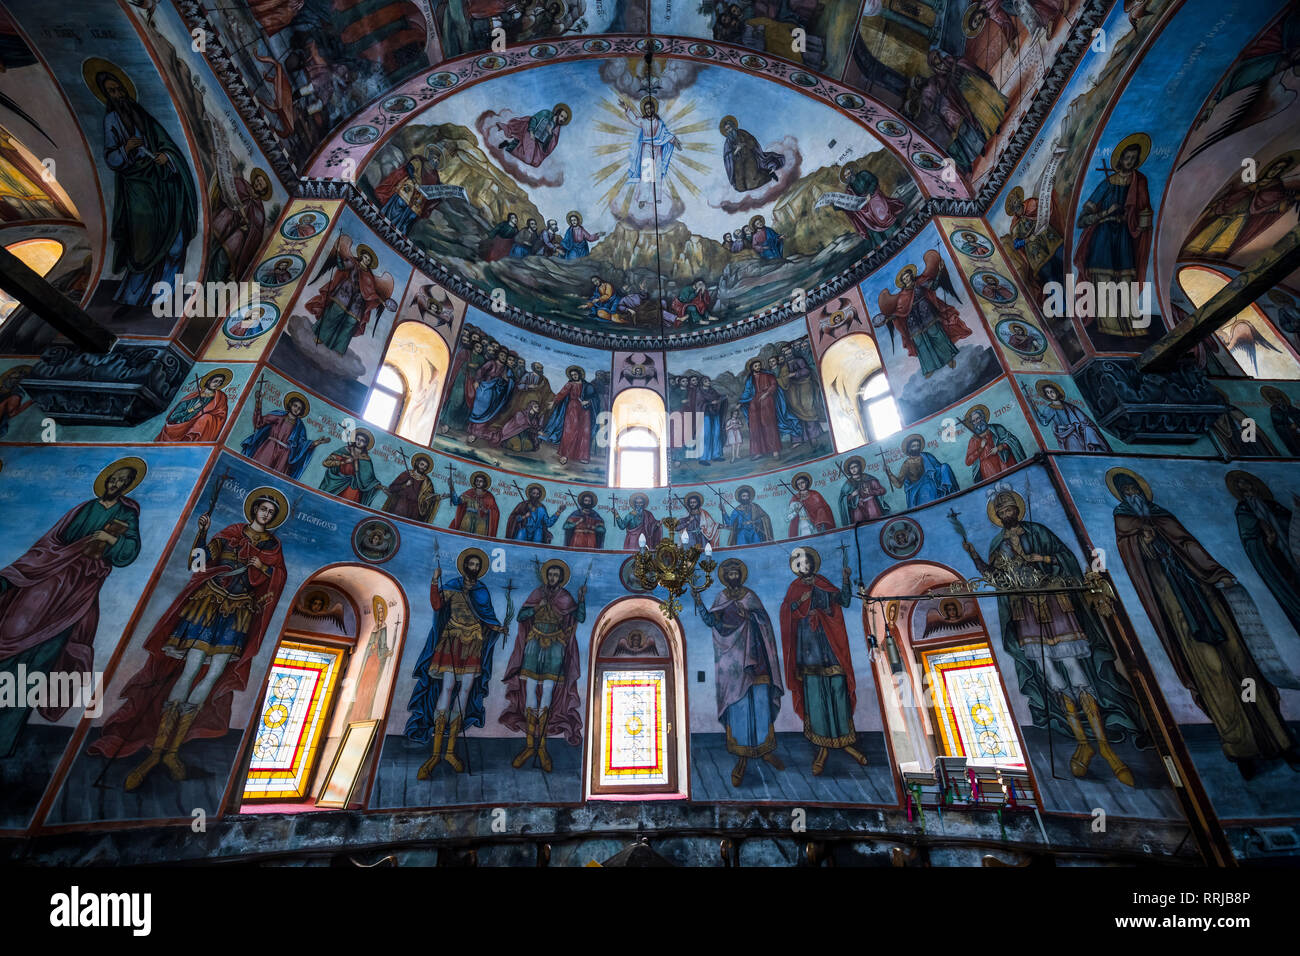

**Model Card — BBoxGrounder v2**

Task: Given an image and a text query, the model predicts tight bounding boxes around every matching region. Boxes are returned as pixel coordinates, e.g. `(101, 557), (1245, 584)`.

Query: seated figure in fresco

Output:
(719, 115), (784, 192)
(838, 163), (905, 249)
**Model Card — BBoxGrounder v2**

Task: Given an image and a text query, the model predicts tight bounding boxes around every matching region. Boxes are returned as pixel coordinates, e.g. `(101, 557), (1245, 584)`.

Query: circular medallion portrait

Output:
(788, 70), (817, 88)
(619, 556), (652, 593)
(635, 38), (665, 53)
(880, 517), (923, 560)
(342, 124), (378, 145)
(352, 517), (400, 564)
(995, 317), (1048, 358)
(910, 150), (945, 170)
(223, 302), (280, 342)
(835, 92), (865, 110)
(972, 270), (1019, 304)
(875, 119), (906, 138)
(279, 209), (329, 241)
(949, 228), (993, 259)
(688, 42), (716, 57)
(476, 54), (507, 70)
(254, 253), (305, 288)
(739, 54), (768, 70)
(427, 71), (460, 89)
(382, 94), (416, 113)
(529, 43), (558, 59)
(582, 38), (612, 53)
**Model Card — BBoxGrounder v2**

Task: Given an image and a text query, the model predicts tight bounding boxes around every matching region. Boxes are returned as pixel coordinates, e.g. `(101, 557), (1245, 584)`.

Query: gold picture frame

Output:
(316, 719), (380, 809)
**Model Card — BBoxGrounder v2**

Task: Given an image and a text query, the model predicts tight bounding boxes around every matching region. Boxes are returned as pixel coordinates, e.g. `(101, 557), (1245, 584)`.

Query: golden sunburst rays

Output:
(590, 93), (713, 211)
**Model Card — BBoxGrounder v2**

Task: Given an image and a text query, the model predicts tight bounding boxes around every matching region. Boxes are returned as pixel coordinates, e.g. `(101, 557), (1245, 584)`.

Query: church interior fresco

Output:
(0, 0), (1296, 876)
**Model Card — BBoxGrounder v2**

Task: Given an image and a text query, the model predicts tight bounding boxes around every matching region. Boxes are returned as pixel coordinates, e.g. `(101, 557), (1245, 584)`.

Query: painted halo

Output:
(457, 546), (491, 577)
(94, 456), (148, 498)
(469, 470), (492, 488)
(949, 227), (993, 259)
(986, 489), (1027, 527)
(279, 209), (329, 240)
(539, 557), (571, 587)
(1224, 469), (1272, 501)
(282, 391), (310, 414)
(1104, 467), (1153, 504)
(372, 595), (387, 619)
(245, 486), (290, 529)
(717, 557), (748, 585)
(200, 367), (233, 389)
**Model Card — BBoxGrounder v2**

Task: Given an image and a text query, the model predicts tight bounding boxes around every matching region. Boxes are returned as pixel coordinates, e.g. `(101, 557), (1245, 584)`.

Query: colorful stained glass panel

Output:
(922, 643), (1023, 766)
(598, 669), (668, 787)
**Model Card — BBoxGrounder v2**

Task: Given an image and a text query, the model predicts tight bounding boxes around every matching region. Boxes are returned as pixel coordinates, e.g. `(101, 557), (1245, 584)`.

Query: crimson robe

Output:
(90, 522), (287, 760)
(779, 575), (857, 722)
(305, 260), (386, 338)
(154, 389), (228, 443)
(788, 490), (835, 536)
(451, 488), (499, 537)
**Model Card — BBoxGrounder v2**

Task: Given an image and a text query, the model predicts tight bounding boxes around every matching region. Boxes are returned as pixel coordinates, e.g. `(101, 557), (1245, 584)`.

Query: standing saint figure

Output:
(694, 558), (785, 786)
(621, 95), (680, 210)
(680, 491), (721, 549)
(507, 483), (560, 543)
(884, 434), (960, 506)
(0, 459), (144, 757)
(241, 389), (328, 479)
(739, 356), (801, 460)
(155, 369), (230, 443)
(562, 491), (605, 548)
(306, 239), (396, 355)
(448, 471), (500, 537)
(1024, 379), (1110, 452)
(962, 404), (1025, 482)
(963, 489), (1141, 786)
(1073, 133), (1154, 337)
(876, 251), (971, 378)
(407, 548), (506, 778)
(780, 546), (868, 775)
(719, 115), (784, 191)
(346, 596), (391, 724)
(382, 453), (442, 523)
(207, 168), (272, 283)
(1108, 468), (1300, 779)
(724, 485), (773, 545)
(90, 62), (199, 316)
(614, 492), (662, 550)
(1226, 470), (1300, 636)
(838, 163), (905, 248)
(319, 428), (385, 506)
(838, 455), (889, 524)
(787, 471), (835, 537)
(541, 365), (600, 465)
(494, 103), (571, 167)
(501, 559), (585, 772)
(93, 487), (289, 790)
(561, 211), (603, 259)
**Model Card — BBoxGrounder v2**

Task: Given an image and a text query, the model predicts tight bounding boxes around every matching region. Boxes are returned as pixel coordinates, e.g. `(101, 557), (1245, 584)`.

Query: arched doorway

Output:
(229, 564), (408, 813)
(583, 598), (688, 800)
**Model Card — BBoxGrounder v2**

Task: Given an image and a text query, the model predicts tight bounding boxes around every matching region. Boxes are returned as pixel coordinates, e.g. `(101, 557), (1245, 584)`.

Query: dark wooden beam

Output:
(0, 244), (116, 353)
(1140, 222), (1300, 373)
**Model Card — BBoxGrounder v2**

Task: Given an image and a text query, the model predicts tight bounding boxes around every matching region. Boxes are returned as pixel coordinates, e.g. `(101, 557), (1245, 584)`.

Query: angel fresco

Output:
(875, 250), (972, 378)
(305, 236), (398, 355)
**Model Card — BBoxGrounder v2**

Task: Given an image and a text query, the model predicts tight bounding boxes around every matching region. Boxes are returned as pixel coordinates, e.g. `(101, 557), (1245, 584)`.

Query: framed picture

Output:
(316, 719), (380, 809)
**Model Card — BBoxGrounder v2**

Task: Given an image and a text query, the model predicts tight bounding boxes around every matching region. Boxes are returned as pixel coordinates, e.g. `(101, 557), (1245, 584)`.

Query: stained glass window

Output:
(242, 641), (345, 800)
(921, 643), (1023, 766)
(598, 669), (669, 788)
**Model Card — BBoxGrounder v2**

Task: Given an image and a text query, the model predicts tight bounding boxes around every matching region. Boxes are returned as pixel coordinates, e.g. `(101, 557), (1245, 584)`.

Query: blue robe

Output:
(240, 412), (318, 479)
(468, 368), (513, 428)
(404, 576), (502, 739)
(903, 452), (959, 506)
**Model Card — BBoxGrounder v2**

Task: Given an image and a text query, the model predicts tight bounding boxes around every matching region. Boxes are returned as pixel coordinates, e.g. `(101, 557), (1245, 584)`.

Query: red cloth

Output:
(965, 432), (1013, 479)
(154, 390), (228, 443)
(552, 380), (593, 463)
(744, 370), (783, 456)
(499, 586), (583, 745)
(779, 575), (857, 721)
(451, 489), (499, 536)
(90, 523), (286, 760)
(373, 157), (441, 218)
(498, 114), (562, 167)
(0, 500), (139, 720)
(788, 490), (834, 536)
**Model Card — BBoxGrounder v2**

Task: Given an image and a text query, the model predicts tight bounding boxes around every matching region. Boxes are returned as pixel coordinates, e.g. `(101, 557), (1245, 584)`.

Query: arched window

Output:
(0, 237), (63, 324)
(1178, 265), (1300, 380)
(367, 321), (451, 443)
(820, 333), (901, 449)
(584, 598), (688, 800)
(236, 567), (407, 813)
(364, 363), (406, 433)
(609, 387), (667, 487)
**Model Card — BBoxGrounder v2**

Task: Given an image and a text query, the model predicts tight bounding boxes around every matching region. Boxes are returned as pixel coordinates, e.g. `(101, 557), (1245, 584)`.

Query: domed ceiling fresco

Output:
(354, 57), (925, 341)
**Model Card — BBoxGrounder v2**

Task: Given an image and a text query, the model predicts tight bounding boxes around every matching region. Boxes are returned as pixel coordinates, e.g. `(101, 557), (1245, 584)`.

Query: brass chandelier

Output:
(633, 515), (716, 620)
